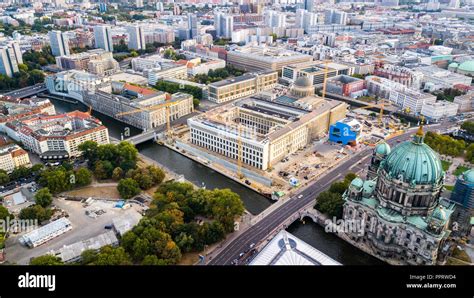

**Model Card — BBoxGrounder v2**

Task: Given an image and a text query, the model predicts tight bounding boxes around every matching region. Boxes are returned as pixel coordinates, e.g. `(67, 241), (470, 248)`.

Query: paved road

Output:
(208, 122), (449, 265)
(1, 83), (46, 99)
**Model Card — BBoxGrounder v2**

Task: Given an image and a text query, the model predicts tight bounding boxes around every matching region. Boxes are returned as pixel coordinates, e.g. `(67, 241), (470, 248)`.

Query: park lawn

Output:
(441, 160), (452, 172)
(454, 166), (470, 177)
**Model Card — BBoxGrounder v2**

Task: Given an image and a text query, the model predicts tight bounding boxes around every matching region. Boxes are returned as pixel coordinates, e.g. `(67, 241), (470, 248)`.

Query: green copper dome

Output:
(463, 169), (474, 184)
(458, 60), (474, 73)
(375, 142), (391, 156)
(448, 62), (459, 68)
(350, 177), (364, 189)
(382, 133), (444, 185)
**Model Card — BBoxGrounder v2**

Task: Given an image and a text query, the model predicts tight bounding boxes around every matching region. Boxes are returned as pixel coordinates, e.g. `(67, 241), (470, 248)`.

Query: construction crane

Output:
(115, 98), (179, 139)
(320, 60), (331, 100)
(353, 102), (391, 126)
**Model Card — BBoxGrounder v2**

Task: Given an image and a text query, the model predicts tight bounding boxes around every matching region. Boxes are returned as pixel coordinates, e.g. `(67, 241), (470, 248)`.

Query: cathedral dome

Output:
(382, 131), (443, 185)
(375, 142), (391, 156)
(463, 169), (474, 184)
(294, 76), (313, 88)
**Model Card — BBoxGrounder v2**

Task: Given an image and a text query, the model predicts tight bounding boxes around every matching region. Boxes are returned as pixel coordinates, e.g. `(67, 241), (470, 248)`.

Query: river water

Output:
(50, 98), (382, 265)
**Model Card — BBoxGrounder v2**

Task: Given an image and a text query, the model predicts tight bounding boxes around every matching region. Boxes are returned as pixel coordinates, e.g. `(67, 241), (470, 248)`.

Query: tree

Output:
(208, 189), (245, 232)
(94, 160), (114, 180)
(75, 168), (92, 187)
(78, 141), (99, 166)
(0, 205), (11, 221)
(34, 188), (53, 208)
(0, 170), (9, 185)
(203, 221), (225, 244)
(147, 165), (165, 185)
(95, 246), (132, 265)
(117, 178), (141, 199)
(314, 191), (344, 219)
(193, 98), (200, 108)
(39, 168), (70, 194)
(19, 205), (52, 222)
(461, 121), (474, 135)
(141, 255), (167, 265)
(112, 167), (124, 181)
(30, 255), (64, 265)
(81, 249), (99, 265)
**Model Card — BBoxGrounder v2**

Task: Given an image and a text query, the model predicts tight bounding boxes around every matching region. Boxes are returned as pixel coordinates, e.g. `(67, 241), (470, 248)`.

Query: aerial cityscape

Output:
(0, 0), (474, 270)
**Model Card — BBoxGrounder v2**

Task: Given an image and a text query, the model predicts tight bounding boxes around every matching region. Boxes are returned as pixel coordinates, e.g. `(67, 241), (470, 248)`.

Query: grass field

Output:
(441, 160), (452, 172)
(454, 166), (470, 177)
(65, 185), (121, 199)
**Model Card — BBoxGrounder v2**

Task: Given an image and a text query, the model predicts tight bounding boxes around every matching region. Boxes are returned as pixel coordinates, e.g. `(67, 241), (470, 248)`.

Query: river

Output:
(50, 98), (382, 265)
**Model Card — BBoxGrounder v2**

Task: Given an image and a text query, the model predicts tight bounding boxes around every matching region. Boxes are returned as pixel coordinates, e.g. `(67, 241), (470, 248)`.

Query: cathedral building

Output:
(342, 127), (455, 265)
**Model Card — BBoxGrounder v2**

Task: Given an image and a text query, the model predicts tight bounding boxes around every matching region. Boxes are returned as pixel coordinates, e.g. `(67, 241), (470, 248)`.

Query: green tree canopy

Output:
(34, 188), (53, 208)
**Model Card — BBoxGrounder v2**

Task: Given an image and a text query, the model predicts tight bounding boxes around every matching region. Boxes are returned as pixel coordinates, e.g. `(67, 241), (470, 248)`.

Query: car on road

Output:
(104, 225), (113, 230)
(238, 252), (245, 258)
(297, 194), (303, 199)
(249, 243), (255, 249)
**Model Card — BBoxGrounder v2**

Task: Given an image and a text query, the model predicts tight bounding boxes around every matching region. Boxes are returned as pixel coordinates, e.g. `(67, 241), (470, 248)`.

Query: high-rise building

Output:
(99, 2), (107, 12)
(94, 25), (114, 52)
(324, 9), (347, 25)
(48, 30), (70, 57)
(188, 13), (198, 39)
(156, 2), (164, 12)
(449, 170), (474, 236)
(295, 9), (318, 32)
(265, 10), (286, 28)
(127, 25), (146, 50)
(303, 0), (314, 12)
(0, 41), (23, 77)
(135, 0), (144, 8)
(448, 0), (460, 8)
(214, 12), (233, 39)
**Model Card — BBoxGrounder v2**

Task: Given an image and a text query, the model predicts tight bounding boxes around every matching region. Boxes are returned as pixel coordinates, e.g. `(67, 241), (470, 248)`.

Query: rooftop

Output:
(250, 230), (341, 265)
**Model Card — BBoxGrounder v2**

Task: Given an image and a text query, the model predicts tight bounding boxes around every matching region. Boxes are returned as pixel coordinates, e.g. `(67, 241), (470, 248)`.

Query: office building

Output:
(281, 61), (353, 86)
(325, 75), (365, 98)
(0, 41), (23, 77)
(188, 13), (198, 39)
(208, 70), (278, 103)
(449, 170), (474, 236)
(48, 30), (70, 57)
(94, 25), (114, 52)
(227, 46), (312, 72)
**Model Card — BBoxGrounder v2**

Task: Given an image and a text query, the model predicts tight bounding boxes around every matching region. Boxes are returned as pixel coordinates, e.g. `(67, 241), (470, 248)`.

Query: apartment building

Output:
(420, 101), (459, 120)
(208, 70), (278, 103)
(147, 62), (188, 85)
(5, 111), (109, 160)
(55, 49), (119, 76)
(0, 144), (31, 173)
(389, 89), (437, 114)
